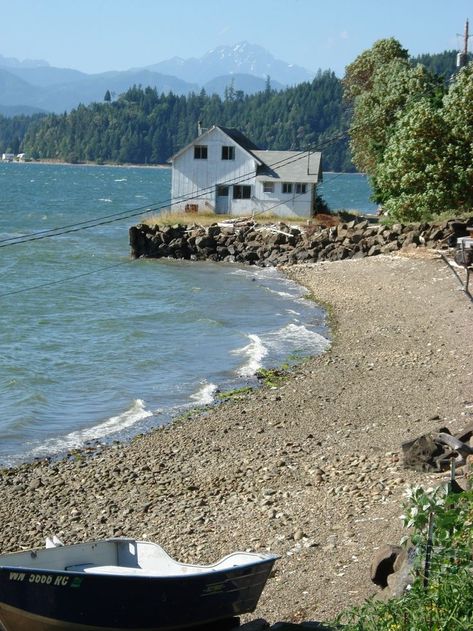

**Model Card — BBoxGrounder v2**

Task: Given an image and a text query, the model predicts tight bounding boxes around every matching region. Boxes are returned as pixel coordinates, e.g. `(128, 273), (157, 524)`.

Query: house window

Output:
(221, 146), (235, 160)
(295, 183), (307, 194)
(263, 181), (275, 193)
(217, 185), (229, 197)
(194, 145), (208, 159)
(233, 185), (251, 199)
(282, 182), (293, 194)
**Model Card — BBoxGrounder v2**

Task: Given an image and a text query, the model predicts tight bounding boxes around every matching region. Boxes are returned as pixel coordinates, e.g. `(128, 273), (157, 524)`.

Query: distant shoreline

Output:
(8, 160), (362, 176)
(11, 159), (171, 169)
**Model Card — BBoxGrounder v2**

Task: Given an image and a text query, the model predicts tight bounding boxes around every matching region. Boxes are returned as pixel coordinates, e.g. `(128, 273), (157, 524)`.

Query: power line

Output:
(0, 129), (350, 249)
(0, 171), (355, 300)
(0, 147), (312, 246)
(0, 260), (132, 299)
(0, 130), (353, 299)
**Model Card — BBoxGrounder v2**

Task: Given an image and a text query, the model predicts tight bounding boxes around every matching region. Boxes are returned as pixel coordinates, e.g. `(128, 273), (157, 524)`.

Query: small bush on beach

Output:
(336, 484), (473, 630)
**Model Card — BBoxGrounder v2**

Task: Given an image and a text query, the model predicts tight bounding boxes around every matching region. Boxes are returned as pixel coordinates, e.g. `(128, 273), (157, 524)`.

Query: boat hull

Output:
(0, 561), (274, 630)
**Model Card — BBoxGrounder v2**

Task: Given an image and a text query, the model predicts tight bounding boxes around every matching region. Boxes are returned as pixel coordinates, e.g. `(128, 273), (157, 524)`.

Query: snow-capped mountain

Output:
(145, 41), (314, 86)
(0, 43), (314, 115)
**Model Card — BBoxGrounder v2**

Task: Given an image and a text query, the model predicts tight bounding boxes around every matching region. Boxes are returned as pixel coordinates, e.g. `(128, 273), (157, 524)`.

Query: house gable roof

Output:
(253, 150), (322, 183)
(170, 125), (263, 164)
(216, 127), (260, 153)
(169, 126), (322, 183)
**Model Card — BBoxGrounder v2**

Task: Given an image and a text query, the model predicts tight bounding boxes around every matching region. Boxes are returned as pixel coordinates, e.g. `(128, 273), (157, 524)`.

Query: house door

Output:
(215, 185), (229, 214)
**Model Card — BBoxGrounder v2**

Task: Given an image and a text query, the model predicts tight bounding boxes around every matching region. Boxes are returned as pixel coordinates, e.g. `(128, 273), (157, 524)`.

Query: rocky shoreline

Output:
(129, 216), (473, 266)
(0, 253), (472, 625)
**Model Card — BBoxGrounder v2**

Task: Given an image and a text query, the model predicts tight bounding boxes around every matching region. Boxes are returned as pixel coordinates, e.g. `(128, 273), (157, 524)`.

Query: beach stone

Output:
(28, 478), (43, 491)
(370, 544), (403, 588)
(386, 547), (416, 597)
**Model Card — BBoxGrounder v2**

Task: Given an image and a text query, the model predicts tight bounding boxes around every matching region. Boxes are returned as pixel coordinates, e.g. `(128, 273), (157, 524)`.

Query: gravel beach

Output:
(1, 252), (472, 625)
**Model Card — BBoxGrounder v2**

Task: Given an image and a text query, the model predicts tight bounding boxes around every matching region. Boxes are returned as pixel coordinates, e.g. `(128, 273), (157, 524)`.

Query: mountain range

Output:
(0, 43), (314, 116)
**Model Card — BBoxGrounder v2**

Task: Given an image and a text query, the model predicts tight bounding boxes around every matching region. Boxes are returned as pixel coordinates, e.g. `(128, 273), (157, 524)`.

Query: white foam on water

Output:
(263, 323), (330, 356)
(190, 382), (218, 405)
(232, 334), (268, 377)
(265, 287), (297, 299)
(114, 178), (127, 182)
(229, 267), (278, 281)
(28, 399), (153, 457)
(98, 198), (112, 202)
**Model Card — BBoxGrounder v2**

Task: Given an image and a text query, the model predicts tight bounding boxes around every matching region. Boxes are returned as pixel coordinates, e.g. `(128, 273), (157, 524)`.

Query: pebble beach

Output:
(0, 252), (472, 625)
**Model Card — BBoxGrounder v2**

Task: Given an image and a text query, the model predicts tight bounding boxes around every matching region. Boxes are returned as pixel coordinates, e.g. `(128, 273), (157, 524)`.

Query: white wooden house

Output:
(170, 126), (322, 218)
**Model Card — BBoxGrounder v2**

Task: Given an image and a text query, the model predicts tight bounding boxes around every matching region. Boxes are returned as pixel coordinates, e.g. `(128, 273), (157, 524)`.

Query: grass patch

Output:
(143, 210), (220, 227)
(141, 209), (329, 228)
(380, 210), (473, 228)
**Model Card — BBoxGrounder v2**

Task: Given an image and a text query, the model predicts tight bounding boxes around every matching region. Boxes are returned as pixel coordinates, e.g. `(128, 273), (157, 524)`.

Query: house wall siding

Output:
(171, 127), (257, 213)
(171, 126), (319, 217)
(253, 181), (314, 217)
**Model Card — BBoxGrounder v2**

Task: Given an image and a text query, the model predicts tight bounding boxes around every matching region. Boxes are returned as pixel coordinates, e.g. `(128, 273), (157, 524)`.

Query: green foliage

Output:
(344, 37), (473, 222)
(8, 73), (351, 171)
(343, 38), (408, 102)
(0, 113), (46, 154)
(442, 64), (473, 210)
(411, 50), (472, 82)
(337, 485), (473, 630)
(255, 367), (288, 388)
(376, 99), (454, 221)
(349, 60), (440, 177)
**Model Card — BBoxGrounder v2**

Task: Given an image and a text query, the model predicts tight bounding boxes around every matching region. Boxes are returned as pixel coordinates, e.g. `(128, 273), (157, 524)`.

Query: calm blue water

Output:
(319, 172), (377, 213)
(0, 164), (373, 467)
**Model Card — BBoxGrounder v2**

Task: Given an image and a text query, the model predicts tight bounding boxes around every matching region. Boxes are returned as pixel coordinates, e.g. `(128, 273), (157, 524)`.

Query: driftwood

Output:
(402, 424), (473, 472)
(436, 432), (473, 457)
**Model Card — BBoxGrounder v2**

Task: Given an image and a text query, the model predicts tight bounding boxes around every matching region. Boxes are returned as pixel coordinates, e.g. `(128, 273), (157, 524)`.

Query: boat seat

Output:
(65, 564), (217, 576)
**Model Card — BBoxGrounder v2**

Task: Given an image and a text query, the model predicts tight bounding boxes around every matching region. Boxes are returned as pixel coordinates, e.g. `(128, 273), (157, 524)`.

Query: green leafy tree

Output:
(343, 37), (408, 102)
(342, 38), (469, 220)
(344, 39), (441, 179)
(376, 98), (454, 220)
(442, 63), (473, 209)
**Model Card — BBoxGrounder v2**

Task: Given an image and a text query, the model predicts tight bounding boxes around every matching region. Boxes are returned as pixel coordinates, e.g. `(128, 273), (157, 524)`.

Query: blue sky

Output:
(1, 0), (471, 76)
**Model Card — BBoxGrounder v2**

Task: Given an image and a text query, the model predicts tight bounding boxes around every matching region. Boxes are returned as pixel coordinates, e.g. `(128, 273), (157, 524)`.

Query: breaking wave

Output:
(190, 382), (218, 405)
(232, 334), (268, 377)
(27, 399), (153, 458)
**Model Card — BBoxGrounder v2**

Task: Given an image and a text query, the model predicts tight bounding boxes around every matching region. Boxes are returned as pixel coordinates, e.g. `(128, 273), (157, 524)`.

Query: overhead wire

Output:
(0, 128), (353, 299)
(0, 128), (351, 249)
(0, 260), (132, 300)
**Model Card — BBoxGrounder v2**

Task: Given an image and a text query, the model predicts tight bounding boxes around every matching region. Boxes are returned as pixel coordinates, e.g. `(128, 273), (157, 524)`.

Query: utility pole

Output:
(457, 18), (470, 68)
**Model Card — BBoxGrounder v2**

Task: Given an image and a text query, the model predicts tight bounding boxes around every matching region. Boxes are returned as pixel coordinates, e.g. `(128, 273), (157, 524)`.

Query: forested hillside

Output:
(0, 50), (463, 172)
(0, 113), (45, 155)
(3, 71), (352, 171)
